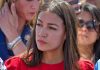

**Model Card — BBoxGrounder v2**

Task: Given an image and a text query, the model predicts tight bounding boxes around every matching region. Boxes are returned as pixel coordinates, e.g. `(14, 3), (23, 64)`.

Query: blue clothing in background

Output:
(95, 59), (100, 70)
(0, 24), (31, 61)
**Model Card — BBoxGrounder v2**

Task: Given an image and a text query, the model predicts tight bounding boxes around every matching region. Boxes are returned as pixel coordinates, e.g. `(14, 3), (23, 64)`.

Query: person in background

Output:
(0, 0), (41, 61)
(77, 3), (100, 64)
(64, 0), (84, 14)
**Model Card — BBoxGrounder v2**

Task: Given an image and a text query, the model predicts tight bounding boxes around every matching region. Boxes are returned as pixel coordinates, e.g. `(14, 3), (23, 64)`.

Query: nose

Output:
(30, 3), (35, 10)
(81, 25), (88, 32)
(30, 0), (39, 10)
(38, 28), (48, 38)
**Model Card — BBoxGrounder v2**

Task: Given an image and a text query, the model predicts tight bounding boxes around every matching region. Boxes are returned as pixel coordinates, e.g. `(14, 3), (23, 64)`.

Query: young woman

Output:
(5, 0), (81, 70)
(0, 0), (41, 61)
(77, 3), (100, 63)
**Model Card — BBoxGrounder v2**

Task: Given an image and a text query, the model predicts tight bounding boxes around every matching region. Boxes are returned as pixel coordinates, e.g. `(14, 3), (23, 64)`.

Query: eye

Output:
(36, 23), (42, 27)
(48, 26), (57, 30)
(86, 23), (93, 30)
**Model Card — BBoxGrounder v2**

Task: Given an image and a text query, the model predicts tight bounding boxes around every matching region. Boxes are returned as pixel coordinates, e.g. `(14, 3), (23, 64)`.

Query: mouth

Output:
(30, 12), (35, 14)
(28, 12), (35, 16)
(37, 40), (47, 45)
(79, 34), (88, 40)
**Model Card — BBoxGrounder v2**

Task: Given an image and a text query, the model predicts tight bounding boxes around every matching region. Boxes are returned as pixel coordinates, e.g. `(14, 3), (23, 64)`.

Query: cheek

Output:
(77, 29), (81, 37)
(49, 32), (65, 46)
(15, 2), (26, 16)
(91, 33), (98, 41)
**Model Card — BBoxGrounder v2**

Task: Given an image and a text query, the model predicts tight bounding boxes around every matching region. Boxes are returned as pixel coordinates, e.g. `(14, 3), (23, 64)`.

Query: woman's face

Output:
(36, 11), (66, 52)
(77, 11), (99, 46)
(15, 0), (40, 21)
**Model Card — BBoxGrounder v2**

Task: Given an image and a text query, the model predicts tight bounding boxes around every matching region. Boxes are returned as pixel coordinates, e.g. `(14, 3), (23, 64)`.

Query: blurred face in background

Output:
(77, 11), (99, 46)
(15, 0), (40, 21)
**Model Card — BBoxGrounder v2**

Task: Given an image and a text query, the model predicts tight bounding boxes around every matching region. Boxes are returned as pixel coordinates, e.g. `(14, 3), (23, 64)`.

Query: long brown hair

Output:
(23, 0), (80, 70)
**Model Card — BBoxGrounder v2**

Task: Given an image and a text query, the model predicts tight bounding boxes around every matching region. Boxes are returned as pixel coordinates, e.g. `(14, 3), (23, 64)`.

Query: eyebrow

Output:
(37, 18), (59, 27)
(48, 23), (59, 27)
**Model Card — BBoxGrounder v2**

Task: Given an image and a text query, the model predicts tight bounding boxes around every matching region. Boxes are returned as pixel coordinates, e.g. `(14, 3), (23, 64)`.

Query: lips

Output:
(78, 34), (88, 41)
(37, 40), (47, 45)
(30, 12), (35, 15)
(78, 32), (88, 38)
(28, 12), (35, 16)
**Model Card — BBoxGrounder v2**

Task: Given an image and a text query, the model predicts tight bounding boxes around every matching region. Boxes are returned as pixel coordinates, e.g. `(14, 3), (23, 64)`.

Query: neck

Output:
(78, 44), (94, 60)
(17, 17), (26, 34)
(42, 49), (64, 64)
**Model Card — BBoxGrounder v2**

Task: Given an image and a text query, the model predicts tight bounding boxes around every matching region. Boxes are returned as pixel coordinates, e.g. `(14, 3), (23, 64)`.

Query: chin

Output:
(38, 48), (49, 52)
(25, 16), (33, 21)
(37, 47), (53, 52)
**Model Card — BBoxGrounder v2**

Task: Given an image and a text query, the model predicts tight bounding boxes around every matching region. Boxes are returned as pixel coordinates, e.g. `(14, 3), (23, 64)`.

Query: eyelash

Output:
(36, 23), (42, 27)
(36, 23), (57, 30)
(48, 27), (57, 30)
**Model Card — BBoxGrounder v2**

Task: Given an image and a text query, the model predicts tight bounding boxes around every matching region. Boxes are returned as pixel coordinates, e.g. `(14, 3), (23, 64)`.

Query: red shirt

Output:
(5, 57), (64, 70)
(5, 57), (94, 70)
(78, 58), (94, 70)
